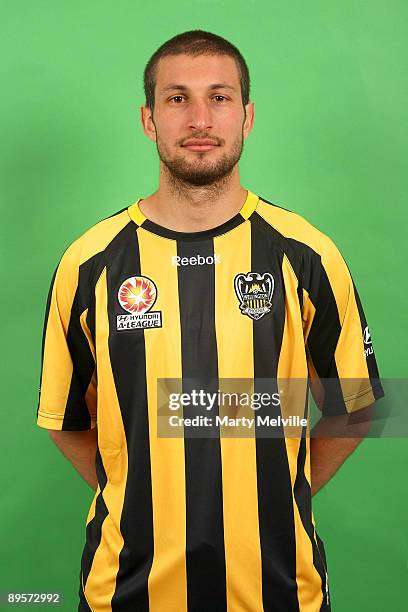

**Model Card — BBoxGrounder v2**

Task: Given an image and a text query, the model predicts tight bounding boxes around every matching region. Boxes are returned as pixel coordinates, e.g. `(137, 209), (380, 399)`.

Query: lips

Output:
(182, 138), (219, 151)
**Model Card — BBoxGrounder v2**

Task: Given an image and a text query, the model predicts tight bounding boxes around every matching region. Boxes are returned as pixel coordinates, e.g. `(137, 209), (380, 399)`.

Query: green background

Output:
(1, 1), (407, 610)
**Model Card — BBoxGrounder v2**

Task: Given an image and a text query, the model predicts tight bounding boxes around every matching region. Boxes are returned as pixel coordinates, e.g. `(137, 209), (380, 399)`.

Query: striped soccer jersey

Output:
(36, 189), (384, 612)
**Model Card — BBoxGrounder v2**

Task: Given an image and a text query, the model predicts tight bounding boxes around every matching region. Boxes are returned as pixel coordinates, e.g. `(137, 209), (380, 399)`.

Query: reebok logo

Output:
(363, 326), (372, 345)
(363, 325), (374, 357)
(171, 254), (221, 266)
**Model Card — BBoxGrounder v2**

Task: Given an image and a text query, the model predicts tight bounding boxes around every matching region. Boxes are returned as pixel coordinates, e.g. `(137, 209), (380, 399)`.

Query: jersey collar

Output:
(127, 189), (259, 241)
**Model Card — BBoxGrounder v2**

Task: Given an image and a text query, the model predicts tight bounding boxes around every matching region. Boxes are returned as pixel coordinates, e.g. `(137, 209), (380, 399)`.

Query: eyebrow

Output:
(161, 83), (237, 93)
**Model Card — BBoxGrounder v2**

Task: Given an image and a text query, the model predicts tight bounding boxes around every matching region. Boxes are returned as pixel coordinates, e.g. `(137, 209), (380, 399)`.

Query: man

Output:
(36, 29), (384, 612)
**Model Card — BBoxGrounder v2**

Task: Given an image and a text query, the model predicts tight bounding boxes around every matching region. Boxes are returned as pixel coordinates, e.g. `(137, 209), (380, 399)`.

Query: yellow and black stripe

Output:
(37, 189), (384, 611)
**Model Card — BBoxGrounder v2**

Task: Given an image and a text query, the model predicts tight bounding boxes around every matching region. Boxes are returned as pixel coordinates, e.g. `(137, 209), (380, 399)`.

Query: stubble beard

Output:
(154, 126), (245, 197)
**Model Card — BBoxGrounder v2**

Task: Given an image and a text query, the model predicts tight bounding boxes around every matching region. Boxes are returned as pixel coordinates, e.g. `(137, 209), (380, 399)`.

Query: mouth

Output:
(182, 139), (219, 152)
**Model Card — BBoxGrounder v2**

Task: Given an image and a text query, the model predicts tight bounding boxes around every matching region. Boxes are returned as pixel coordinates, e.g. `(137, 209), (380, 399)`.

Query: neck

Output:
(138, 164), (248, 232)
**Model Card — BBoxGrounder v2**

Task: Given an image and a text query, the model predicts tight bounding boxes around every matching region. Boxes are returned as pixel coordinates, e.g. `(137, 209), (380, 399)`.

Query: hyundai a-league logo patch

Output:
(234, 271), (274, 320)
(117, 275), (162, 330)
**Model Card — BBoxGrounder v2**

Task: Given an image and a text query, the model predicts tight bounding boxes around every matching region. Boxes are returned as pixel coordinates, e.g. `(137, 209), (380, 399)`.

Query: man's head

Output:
(140, 30), (254, 188)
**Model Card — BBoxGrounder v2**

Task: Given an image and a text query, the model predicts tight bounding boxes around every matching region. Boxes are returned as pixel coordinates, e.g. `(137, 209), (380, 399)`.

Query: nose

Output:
(188, 98), (213, 131)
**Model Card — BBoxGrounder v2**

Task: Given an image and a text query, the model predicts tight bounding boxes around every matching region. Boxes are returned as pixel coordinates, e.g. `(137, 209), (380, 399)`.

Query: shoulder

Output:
(59, 206), (132, 270)
(255, 196), (353, 312)
(50, 206), (132, 308)
(256, 196), (339, 258)
(255, 195), (347, 272)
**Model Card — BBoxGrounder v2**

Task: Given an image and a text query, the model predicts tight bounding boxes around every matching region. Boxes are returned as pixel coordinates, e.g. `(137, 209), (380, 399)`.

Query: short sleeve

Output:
(303, 236), (384, 416)
(36, 244), (97, 431)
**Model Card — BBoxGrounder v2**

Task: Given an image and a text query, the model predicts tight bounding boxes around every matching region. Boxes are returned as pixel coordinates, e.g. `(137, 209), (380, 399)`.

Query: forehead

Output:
(155, 54), (240, 92)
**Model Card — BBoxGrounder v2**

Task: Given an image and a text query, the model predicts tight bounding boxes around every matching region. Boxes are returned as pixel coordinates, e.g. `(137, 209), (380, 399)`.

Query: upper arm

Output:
(303, 236), (384, 416)
(36, 244), (97, 431)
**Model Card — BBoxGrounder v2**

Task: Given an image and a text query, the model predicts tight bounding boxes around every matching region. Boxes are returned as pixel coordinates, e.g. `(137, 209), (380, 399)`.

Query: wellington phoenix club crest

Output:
(234, 271), (274, 320)
(117, 275), (162, 330)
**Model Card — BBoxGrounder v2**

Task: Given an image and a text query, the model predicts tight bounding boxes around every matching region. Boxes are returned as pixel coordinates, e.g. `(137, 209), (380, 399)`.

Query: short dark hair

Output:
(143, 29), (250, 110)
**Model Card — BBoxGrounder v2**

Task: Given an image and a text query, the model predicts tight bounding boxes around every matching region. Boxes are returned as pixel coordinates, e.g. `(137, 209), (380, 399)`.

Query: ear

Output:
(140, 105), (157, 143)
(243, 101), (255, 139)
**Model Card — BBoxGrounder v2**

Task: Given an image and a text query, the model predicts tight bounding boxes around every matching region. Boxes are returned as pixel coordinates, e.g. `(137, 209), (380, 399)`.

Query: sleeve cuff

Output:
(320, 380), (385, 415)
(36, 410), (97, 431)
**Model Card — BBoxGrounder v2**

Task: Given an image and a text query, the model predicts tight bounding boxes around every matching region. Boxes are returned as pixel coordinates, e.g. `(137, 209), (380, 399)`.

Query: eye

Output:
(213, 95), (227, 102)
(170, 96), (185, 103)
